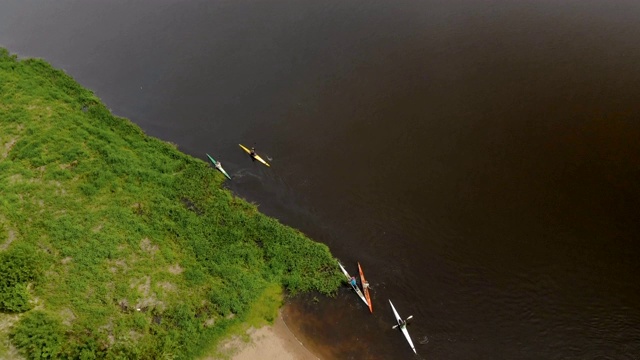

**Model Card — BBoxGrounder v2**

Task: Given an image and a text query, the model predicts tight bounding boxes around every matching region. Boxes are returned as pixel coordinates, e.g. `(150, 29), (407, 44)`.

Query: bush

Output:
(0, 283), (32, 312)
(0, 243), (42, 312)
(10, 311), (65, 360)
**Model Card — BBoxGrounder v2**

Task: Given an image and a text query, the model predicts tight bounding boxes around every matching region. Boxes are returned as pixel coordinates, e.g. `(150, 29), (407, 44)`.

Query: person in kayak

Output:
(398, 318), (407, 328)
(363, 281), (371, 290)
(350, 276), (357, 287)
(250, 147), (256, 158)
(214, 160), (222, 170)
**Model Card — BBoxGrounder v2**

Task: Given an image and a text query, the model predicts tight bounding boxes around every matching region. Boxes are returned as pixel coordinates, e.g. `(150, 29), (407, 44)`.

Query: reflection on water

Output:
(1, 0), (640, 358)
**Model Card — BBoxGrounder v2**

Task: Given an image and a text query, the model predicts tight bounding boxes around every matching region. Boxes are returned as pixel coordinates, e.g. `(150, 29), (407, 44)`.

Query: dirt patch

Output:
(53, 181), (67, 196)
(131, 276), (151, 296)
(99, 320), (115, 346)
(59, 160), (78, 170)
(59, 308), (76, 327)
(158, 282), (177, 293)
(128, 330), (143, 342)
(168, 264), (184, 275)
(130, 276), (165, 312)
(0, 228), (16, 251)
(8, 174), (23, 184)
(0, 313), (20, 334)
(61, 257), (73, 264)
(1, 138), (17, 160)
(131, 203), (144, 215)
(92, 223), (103, 233)
(134, 297), (165, 313)
(139, 238), (158, 256)
(0, 313), (23, 360)
(118, 299), (130, 312)
(106, 259), (127, 274)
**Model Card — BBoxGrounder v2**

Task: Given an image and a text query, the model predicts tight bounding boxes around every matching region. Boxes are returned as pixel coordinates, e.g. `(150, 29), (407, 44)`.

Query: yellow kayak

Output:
(239, 144), (271, 167)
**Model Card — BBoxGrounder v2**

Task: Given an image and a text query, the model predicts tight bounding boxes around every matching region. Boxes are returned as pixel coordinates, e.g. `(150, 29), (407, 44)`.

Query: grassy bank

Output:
(0, 48), (343, 359)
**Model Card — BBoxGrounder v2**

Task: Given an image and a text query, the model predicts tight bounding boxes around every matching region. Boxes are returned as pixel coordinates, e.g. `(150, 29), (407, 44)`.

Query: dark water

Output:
(2, 0), (640, 358)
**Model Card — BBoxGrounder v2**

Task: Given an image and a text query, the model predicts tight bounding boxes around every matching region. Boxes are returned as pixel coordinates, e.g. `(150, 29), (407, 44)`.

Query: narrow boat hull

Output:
(239, 144), (271, 167)
(357, 262), (373, 313)
(338, 262), (369, 307)
(206, 153), (231, 180)
(389, 299), (416, 354)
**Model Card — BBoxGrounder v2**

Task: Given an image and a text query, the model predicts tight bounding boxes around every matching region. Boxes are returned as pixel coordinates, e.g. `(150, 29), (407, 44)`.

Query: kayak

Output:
(338, 262), (369, 308)
(206, 153), (231, 180)
(239, 144), (271, 167)
(389, 299), (416, 354)
(357, 262), (373, 313)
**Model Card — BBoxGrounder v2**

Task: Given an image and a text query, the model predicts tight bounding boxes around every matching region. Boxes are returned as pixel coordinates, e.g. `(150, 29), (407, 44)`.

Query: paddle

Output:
(391, 315), (414, 329)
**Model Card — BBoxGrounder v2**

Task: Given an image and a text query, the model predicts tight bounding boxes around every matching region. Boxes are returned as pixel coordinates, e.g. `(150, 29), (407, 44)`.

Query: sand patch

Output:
(211, 310), (319, 360)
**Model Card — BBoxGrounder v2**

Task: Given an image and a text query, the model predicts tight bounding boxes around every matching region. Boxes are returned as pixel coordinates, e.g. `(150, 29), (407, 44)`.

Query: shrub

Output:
(0, 283), (32, 312)
(10, 311), (65, 359)
(0, 243), (43, 312)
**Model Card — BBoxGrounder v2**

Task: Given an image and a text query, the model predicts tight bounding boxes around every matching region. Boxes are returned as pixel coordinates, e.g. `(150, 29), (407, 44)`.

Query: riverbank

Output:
(0, 48), (342, 359)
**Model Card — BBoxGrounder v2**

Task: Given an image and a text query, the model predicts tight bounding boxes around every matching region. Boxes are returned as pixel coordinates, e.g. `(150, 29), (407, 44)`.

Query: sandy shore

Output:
(224, 310), (320, 360)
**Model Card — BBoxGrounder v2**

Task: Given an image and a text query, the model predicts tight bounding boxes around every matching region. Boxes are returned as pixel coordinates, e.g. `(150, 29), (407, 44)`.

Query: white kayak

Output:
(389, 299), (416, 354)
(338, 262), (369, 307)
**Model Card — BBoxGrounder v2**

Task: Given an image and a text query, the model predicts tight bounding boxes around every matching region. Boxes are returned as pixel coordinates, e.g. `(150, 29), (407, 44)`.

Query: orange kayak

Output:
(358, 262), (373, 313)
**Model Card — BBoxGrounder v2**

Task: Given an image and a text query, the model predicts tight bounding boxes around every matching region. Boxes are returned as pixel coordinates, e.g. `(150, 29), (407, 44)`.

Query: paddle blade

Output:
(392, 325), (398, 330)
(406, 315), (414, 321)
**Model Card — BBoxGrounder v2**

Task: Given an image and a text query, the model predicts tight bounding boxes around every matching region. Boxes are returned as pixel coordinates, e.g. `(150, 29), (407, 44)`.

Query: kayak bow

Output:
(338, 262), (369, 308)
(206, 153), (232, 180)
(357, 262), (373, 313)
(389, 299), (416, 354)
(239, 144), (271, 167)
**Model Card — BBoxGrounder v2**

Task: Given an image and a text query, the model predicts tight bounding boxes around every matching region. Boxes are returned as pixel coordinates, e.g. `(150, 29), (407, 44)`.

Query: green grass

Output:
(0, 48), (343, 359)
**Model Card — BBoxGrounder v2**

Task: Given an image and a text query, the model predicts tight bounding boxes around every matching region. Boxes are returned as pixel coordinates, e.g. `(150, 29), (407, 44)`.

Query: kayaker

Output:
(250, 147), (256, 157)
(398, 318), (407, 328)
(363, 281), (371, 290)
(350, 276), (357, 287)
(215, 160), (222, 169)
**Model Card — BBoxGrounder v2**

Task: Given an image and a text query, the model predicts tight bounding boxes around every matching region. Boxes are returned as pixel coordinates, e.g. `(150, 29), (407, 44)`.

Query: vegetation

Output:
(0, 48), (343, 359)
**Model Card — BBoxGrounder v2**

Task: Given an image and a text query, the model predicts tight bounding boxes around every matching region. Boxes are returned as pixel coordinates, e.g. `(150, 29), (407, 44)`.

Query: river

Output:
(1, 0), (639, 358)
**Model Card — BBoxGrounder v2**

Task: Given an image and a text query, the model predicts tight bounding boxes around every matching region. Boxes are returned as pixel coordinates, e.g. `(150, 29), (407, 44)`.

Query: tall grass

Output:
(0, 48), (343, 359)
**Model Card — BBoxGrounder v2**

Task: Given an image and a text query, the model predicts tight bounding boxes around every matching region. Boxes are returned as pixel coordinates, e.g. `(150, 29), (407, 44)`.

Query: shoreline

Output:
(226, 308), (320, 360)
(0, 48), (344, 359)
